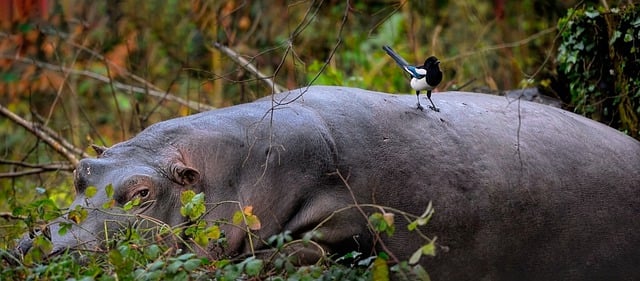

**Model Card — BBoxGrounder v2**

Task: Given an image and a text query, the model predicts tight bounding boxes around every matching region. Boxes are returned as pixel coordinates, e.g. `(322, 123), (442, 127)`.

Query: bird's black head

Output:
(423, 56), (440, 69)
(423, 56), (443, 87)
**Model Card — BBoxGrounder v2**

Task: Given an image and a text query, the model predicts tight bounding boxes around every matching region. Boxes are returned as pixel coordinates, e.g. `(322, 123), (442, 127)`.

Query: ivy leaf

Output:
(166, 260), (183, 274)
(585, 9), (600, 19)
(144, 245), (161, 260)
(242, 257), (263, 277)
(182, 258), (202, 271)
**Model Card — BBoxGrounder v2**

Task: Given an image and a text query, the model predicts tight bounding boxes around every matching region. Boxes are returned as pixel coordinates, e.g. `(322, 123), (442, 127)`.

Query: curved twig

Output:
(0, 103), (83, 166)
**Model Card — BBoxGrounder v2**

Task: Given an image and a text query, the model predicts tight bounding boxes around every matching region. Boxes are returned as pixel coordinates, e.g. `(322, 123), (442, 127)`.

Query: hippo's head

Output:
(46, 143), (201, 256)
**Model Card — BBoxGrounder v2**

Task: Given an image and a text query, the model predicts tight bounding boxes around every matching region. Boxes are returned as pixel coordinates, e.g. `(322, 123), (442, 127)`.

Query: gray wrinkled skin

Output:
(28, 86), (640, 280)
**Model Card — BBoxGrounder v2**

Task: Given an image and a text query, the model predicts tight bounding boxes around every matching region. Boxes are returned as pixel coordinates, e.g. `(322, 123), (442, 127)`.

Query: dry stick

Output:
(211, 42), (287, 94)
(29, 112), (90, 158)
(0, 104), (82, 166)
(0, 55), (214, 112)
(0, 212), (26, 220)
(0, 159), (74, 177)
(0, 166), (73, 178)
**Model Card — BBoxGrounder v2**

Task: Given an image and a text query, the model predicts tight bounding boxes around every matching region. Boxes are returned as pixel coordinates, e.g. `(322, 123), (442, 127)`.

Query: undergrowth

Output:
(1, 189), (434, 281)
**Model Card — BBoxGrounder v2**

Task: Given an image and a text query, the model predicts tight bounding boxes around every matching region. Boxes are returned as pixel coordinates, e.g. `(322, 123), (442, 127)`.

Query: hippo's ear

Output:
(170, 163), (201, 186)
(91, 144), (108, 156)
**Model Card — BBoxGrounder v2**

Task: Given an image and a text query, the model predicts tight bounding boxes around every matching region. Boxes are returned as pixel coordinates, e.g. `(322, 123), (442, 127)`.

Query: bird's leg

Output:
(416, 91), (424, 111)
(426, 90), (439, 112)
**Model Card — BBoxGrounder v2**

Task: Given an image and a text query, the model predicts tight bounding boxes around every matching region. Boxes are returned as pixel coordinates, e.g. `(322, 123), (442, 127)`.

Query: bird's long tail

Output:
(382, 45), (410, 68)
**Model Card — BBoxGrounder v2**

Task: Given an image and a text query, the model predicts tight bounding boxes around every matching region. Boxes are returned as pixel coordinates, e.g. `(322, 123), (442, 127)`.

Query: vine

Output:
(557, 4), (640, 138)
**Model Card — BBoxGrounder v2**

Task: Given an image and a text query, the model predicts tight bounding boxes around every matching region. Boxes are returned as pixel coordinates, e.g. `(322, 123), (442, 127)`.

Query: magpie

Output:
(383, 45), (443, 111)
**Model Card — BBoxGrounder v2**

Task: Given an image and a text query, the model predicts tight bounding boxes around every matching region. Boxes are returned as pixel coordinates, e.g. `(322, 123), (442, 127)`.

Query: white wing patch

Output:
(403, 66), (427, 79)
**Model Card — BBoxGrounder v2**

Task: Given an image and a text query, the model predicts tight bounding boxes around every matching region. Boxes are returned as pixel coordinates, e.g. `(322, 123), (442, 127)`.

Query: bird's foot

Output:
(417, 103), (424, 111)
(428, 105), (440, 112)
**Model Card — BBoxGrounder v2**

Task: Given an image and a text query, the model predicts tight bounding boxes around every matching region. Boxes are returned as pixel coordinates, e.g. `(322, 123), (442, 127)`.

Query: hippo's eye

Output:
(137, 188), (149, 199)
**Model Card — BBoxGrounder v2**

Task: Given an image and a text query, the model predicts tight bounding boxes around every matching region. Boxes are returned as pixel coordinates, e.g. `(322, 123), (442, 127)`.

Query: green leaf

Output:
(147, 260), (165, 271)
(166, 261), (183, 274)
(176, 253), (196, 261)
(245, 213), (262, 230)
(421, 240), (437, 257)
(180, 191), (206, 220)
(123, 197), (141, 211)
(409, 247), (423, 265)
(408, 221), (418, 231)
(610, 30), (622, 45)
(205, 225), (221, 240)
(68, 205), (88, 224)
(144, 244), (161, 259)
(411, 265), (432, 281)
(368, 212), (394, 235)
(102, 199), (115, 209)
(243, 257), (263, 277)
(372, 256), (390, 281)
(57, 222), (71, 236)
(85, 186), (97, 198)
(232, 210), (244, 226)
(585, 9), (600, 19)
(624, 30), (633, 43)
(180, 190), (196, 205)
(183, 258), (201, 271)
(105, 184), (114, 198)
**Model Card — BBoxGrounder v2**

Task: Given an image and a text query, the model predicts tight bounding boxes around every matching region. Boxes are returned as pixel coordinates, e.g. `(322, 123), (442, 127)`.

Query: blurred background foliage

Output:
(0, 0), (638, 250)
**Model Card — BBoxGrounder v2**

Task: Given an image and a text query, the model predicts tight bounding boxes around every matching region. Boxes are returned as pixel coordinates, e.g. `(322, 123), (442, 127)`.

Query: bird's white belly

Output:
(410, 78), (433, 91)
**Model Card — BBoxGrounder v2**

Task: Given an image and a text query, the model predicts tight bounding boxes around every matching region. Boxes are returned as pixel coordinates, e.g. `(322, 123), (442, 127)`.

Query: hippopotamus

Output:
(17, 86), (640, 280)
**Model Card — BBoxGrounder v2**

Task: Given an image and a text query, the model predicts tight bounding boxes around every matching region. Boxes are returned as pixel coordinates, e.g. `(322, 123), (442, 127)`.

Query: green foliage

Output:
(180, 191), (206, 221)
(1, 190), (438, 280)
(232, 205), (262, 231)
(368, 212), (396, 236)
(557, 4), (640, 138)
(184, 220), (221, 247)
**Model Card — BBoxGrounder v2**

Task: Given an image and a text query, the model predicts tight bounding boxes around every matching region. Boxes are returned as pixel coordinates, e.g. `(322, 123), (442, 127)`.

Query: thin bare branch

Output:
(0, 55), (214, 112)
(0, 103), (82, 166)
(211, 42), (287, 93)
(444, 27), (557, 62)
(0, 166), (74, 178)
